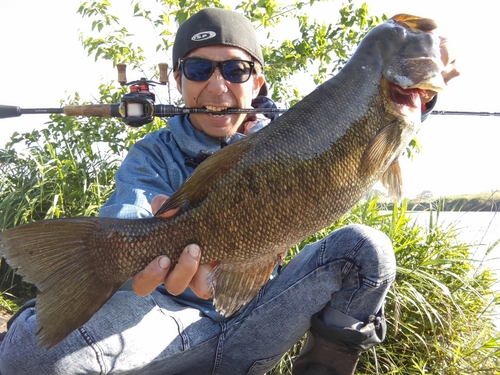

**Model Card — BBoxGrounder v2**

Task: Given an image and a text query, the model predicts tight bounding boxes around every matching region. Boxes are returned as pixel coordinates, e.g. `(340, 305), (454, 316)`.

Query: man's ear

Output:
(174, 70), (182, 93)
(253, 74), (265, 98)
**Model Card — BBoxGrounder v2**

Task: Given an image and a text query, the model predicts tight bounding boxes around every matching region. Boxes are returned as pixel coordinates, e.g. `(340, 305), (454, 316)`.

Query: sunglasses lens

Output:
(182, 58), (214, 81)
(181, 58), (254, 83)
(221, 61), (253, 83)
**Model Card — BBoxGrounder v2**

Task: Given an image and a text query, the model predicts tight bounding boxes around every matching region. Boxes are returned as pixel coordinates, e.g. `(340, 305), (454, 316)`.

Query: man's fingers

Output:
(438, 36), (460, 84)
(442, 59), (460, 84)
(438, 36), (451, 66)
(164, 244), (201, 296)
(151, 194), (169, 214)
(190, 264), (215, 299)
(132, 256), (171, 296)
(151, 194), (180, 218)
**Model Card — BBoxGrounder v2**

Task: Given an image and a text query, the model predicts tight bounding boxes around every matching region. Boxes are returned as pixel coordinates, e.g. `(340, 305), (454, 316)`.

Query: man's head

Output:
(172, 8), (266, 139)
(172, 8), (264, 72)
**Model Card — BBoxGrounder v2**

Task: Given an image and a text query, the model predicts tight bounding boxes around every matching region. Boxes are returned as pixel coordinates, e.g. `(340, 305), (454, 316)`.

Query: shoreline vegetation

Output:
(1, 194), (499, 371)
(373, 191), (500, 212)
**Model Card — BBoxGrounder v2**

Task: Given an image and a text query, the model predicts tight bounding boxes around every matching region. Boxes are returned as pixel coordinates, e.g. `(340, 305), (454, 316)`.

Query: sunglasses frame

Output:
(178, 57), (255, 83)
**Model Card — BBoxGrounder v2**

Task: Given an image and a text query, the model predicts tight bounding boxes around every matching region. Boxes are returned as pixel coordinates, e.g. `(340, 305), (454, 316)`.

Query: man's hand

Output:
(131, 194), (214, 299)
(438, 36), (460, 85)
(423, 34), (460, 103)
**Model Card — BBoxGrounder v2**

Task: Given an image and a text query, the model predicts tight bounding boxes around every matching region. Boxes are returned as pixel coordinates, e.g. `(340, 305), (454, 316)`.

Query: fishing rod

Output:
(430, 110), (500, 117)
(0, 104), (287, 127)
(3, 106), (496, 122)
(0, 63), (286, 127)
(0, 63), (497, 127)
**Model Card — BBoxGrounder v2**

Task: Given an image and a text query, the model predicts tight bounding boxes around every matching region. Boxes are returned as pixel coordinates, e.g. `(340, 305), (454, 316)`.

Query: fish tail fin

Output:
(0, 218), (126, 349)
(211, 252), (279, 317)
(390, 14), (437, 32)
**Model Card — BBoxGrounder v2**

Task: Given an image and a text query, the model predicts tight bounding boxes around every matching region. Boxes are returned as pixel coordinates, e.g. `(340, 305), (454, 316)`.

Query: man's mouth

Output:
(205, 105), (229, 117)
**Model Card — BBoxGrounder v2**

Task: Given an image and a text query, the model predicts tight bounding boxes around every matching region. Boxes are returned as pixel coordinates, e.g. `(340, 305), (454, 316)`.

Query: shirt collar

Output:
(168, 114), (245, 158)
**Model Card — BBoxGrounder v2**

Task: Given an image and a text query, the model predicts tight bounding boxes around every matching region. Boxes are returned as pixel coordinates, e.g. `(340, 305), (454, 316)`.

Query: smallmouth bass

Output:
(0, 14), (447, 349)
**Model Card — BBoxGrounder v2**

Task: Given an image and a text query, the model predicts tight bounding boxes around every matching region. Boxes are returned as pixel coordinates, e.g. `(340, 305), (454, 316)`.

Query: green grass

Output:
(267, 199), (500, 374)
(0, 290), (20, 315)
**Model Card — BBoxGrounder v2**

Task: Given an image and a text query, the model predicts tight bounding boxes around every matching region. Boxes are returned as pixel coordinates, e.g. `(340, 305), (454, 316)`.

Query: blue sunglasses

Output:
(179, 57), (255, 83)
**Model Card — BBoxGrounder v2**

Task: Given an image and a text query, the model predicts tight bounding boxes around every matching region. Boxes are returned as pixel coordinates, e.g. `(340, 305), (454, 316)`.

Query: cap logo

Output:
(191, 31), (217, 42)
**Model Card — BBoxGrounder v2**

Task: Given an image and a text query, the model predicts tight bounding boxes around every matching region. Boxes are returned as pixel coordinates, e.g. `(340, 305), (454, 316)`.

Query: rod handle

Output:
(64, 105), (114, 117)
(0, 105), (21, 119)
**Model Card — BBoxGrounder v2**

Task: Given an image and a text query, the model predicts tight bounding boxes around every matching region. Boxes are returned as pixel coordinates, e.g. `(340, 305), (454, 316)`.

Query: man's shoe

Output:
(292, 311), (386, 375)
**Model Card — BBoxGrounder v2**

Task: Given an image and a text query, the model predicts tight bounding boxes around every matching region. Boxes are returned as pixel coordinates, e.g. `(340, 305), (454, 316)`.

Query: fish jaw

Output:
(385, 56), (445, 93)
(371, 14), (447, 93)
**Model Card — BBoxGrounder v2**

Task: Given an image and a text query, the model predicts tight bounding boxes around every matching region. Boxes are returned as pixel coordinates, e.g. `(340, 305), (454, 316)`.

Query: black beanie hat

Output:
(172, 8), (264, 71)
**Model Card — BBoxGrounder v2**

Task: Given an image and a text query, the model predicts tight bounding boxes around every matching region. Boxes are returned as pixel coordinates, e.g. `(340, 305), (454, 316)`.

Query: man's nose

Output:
(206, 67), (228, 94)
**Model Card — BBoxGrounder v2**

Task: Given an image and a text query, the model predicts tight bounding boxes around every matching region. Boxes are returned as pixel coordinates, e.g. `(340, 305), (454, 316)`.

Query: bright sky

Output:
(1, 0), (499, 198)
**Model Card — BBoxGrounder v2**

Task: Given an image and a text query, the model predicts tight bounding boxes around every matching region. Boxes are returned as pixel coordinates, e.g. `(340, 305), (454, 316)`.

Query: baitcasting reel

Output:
(116, 63), (168, 127)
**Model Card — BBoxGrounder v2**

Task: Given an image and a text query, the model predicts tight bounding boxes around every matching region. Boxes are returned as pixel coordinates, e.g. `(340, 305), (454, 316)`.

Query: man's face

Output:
(174, 45), (265, 139)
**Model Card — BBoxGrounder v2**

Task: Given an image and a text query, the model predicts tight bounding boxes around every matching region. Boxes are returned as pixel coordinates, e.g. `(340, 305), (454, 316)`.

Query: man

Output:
(0, 8), (458, 375)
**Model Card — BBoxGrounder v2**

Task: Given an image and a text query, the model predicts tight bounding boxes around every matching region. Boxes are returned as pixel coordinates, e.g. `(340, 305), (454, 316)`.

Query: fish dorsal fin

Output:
(359, 120), (403, 178)
(155, 140), (251, 217)
(390, 14), (437, 32)
(381, 159), (403, 201)
(211, 252), (279, 317)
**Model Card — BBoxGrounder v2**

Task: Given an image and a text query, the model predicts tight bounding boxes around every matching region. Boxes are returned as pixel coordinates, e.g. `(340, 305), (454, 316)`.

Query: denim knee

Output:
(323, 224), (395, 281)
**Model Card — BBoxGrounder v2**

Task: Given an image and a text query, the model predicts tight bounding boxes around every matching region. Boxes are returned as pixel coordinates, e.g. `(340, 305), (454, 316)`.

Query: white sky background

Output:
(0, 0), (499, 198)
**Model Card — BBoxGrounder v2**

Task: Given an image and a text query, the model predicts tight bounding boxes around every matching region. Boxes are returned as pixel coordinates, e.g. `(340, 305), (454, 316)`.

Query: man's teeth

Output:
(206, 106), (227, 113)
(204, 106), (228, 117)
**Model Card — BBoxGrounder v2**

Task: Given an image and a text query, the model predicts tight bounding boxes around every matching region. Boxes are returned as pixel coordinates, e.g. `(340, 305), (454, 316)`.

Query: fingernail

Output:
(187, 244), (200, 258)
(158, 256), (170, 269)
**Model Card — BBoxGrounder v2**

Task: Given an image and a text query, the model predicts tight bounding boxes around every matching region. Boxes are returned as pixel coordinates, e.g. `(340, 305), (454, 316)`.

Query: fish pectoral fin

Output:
(381, 159), (403, 201)
(360, 120), (403, 178)
(210, 253), (279, 317)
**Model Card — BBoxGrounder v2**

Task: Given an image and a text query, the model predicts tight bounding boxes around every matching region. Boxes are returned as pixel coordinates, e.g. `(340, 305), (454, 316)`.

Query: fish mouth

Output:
(387, 58), (446, 94)
(388, 81), (425, 109)
(384, 79), (425, 120)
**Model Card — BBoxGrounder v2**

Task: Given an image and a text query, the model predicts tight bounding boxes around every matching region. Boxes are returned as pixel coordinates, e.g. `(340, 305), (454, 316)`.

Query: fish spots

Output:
(246, 169), (261, 196)
(232, 168), (262, 197)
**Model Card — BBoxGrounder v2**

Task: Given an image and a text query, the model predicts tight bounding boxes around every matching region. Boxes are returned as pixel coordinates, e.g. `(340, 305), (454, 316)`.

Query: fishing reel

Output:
(116, 63), (168, 127)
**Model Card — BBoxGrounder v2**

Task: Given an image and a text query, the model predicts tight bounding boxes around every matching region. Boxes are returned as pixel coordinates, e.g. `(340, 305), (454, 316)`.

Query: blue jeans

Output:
(0, 224), (396, 375)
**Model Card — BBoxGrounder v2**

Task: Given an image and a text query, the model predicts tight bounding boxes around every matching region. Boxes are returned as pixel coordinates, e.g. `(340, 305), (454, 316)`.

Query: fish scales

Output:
(0, 14), (446, 348)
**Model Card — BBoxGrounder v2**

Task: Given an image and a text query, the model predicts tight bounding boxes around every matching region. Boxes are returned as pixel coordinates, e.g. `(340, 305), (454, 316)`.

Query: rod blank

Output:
(2, 104), (499, 121)
(0, 105), (64, 119)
